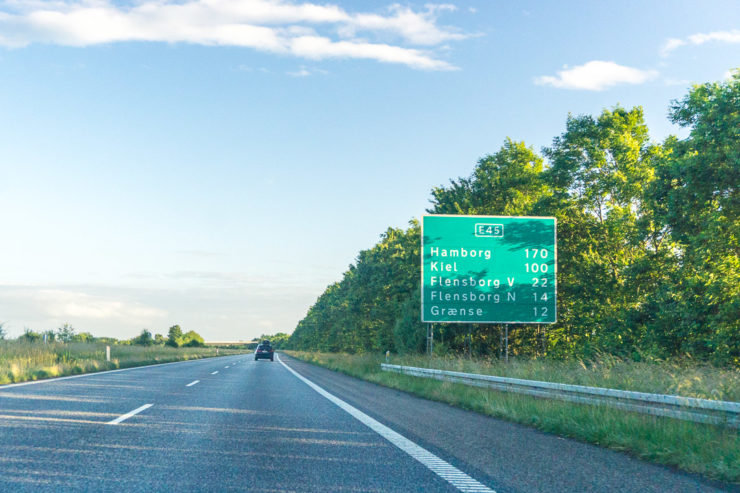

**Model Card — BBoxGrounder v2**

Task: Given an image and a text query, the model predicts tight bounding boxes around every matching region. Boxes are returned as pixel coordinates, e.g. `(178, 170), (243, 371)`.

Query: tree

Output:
(72, 332), (94, 343)
(0, 322), (5, 340)
(644, 72), (740, 363)
(182, 330), (204, 347)
(56, 323), (76, 343)
(431, 139), (549, 216)
(154, 333), (166, 345)
(287, 73), (739, 365)
(166, 325), (183, 347)
(19, 328), (42, 343)
(289, 221), (421, 353)
(133, 329), (154, 346)
(541, 106), (663, 356)
(257, 332), (290, 349)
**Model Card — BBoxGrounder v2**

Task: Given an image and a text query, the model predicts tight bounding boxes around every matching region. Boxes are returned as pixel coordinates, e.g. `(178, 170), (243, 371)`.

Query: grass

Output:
(388, 352), (740, 401)
(285, 351), (740, 484)
(0, 340), (246, 385)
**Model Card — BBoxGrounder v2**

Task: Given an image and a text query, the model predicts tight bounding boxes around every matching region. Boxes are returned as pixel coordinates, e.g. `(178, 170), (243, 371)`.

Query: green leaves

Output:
(290, 73), (739, 366)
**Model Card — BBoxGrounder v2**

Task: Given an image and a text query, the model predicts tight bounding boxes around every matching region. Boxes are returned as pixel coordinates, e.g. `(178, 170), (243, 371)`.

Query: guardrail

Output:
(380, 364), (740, 428)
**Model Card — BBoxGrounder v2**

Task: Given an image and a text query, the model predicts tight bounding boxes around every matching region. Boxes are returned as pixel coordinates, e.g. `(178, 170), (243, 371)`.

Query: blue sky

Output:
(0, 0), (737, 340)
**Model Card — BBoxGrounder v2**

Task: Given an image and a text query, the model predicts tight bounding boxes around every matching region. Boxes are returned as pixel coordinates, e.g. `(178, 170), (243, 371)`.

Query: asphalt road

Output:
(0, 353), (734, 492)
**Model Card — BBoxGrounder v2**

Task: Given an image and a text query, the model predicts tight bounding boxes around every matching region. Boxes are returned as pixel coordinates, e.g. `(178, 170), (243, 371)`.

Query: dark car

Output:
(254, 343), (274, 361)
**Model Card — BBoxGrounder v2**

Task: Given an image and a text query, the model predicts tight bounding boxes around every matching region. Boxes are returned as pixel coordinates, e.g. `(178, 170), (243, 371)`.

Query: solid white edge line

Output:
(0, 355), (243, 389)
(107, 403), (153, 425)
(186, 380), (200, 387)
(277, 354), (496, 493)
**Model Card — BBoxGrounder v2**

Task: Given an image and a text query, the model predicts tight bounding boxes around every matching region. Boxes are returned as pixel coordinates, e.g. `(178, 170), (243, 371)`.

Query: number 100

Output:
(525, 263), (549, 273)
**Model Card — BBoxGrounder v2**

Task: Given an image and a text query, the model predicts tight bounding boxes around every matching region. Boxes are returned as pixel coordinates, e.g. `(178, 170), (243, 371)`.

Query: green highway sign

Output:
(421, 215), (557, 324)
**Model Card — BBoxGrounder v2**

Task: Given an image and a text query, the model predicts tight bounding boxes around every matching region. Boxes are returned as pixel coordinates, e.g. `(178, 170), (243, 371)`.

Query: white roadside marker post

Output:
(106, 345), (110, 362)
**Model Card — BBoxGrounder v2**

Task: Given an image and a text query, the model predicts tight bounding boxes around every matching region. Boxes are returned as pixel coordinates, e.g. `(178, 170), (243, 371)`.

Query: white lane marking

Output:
(277, 354), (495, 493)
(186, 380), (200, 387)
(0, 356), (239, 389)
(107, 404), (153, 425)
(211, 371), (219, 375)
(224, 366), (230, 369)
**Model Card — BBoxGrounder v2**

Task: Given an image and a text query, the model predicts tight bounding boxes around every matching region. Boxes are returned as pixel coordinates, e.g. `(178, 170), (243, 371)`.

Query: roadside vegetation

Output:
(266, 74), (740, 482)
(0, 323), (246, 385)
(285, 351), (740, 483)
(285, 73), (740, 368)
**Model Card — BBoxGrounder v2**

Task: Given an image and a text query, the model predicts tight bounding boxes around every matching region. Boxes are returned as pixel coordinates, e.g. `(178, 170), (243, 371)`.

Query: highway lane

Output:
(0, 353), (734, 492)
(0, 354), (461, 492)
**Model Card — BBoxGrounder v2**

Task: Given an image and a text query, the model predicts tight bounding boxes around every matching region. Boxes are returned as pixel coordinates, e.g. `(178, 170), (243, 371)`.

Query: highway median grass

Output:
(0, 340), (246, 385)
(284, 351), (740, 484)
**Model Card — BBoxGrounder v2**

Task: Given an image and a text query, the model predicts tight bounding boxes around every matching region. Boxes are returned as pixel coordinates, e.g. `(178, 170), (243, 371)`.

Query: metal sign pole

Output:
(467, 326), (472, 359)
(540, 324), (546, 356)
(499, 327), (503, 360)
(505, 324), (509, 363)
(426, 324), (431, 356)
(430, 324), (434, 357)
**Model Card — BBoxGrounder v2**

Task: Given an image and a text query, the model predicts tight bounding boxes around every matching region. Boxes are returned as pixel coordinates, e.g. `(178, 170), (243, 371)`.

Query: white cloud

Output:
(0, 0), (463, 70)
(341, 4), (466, 46)
(663, 77), (690, 87)
(288, 35), (455, 70)
(34, 289), (167, 321)
(660, 38), (686, 56)
(0, 285), (167, 337)
(286, 65), (326, 76)
(534, 60), (658, 91)
(661, 29), (740, 56)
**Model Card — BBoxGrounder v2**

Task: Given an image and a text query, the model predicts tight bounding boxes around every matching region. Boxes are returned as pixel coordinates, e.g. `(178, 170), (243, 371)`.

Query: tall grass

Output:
(390, 353), (740, 402)
(285, 351), (740, 483)
(0, 340), (244, 384)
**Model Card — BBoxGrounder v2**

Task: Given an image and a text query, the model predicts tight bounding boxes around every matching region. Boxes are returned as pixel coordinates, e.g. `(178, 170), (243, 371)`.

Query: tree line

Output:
(1, 322), (206, 348)
(288, 72), (739, 366)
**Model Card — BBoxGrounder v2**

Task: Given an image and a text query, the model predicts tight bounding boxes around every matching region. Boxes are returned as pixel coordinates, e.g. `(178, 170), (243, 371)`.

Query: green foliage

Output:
(132, 329), (154, 346)
(258, 332), (290, 348)
(72, 331), (94, 343)
(290, 221), (421, 353)
(56, 323), (76, 343)
(182, 330), (204, 347)
(0, 322), (5, 340)
(166, 325), (183, 347)
(643, 71), (740, 364)
(288, 73), (739, 367)
(19, 328), (42, 343)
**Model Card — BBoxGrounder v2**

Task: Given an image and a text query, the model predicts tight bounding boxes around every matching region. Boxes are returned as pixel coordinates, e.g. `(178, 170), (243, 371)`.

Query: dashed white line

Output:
(224, 366), (230, 369)
(107, 404), (153, 425)
(211, 371), (219, 375)
(186, 380), (200, 387)
(277, 354), (495, 493)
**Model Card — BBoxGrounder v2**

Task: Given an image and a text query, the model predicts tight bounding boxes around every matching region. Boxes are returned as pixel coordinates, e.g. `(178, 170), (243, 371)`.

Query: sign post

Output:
(421, 215), (557, 358)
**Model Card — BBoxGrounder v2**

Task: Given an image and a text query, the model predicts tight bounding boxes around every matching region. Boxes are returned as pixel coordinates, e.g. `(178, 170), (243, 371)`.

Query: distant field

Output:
(285, 351), (740, 483)
(0, 341), (246, 385)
